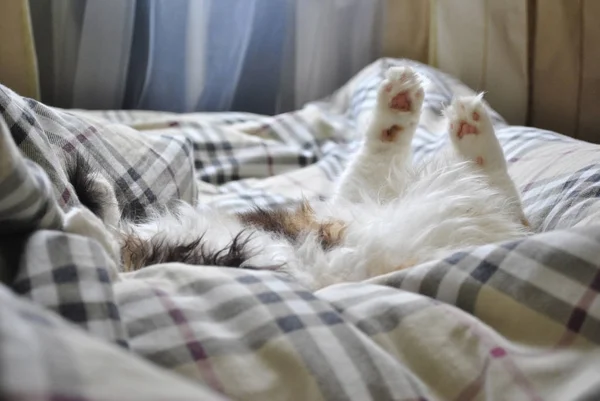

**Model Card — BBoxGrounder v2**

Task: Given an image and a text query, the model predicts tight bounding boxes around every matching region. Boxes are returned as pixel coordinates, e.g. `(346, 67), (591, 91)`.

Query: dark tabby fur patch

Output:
(68, 155), (110, 218)
(121, 230), (258, 271)
(68, 157), (345, 271)
(238, 201), (346, 249)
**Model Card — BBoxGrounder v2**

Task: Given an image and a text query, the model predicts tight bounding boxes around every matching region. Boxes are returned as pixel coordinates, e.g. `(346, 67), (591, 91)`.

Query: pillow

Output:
(0, 86), (197, 220)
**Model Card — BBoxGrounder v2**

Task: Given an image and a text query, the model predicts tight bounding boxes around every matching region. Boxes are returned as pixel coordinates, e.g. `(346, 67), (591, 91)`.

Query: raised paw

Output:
(368, 66), (425, 145)
(446, 94), (506, 170)
(446, 95), (488, 140)
(379, 66), (425, 114)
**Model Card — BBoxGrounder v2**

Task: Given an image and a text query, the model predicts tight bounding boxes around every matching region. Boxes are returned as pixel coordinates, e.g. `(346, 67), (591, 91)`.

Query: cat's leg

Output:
(334, 66), (425, 203)
(446, 94), (507, 171)
(446, 95), (529, 226)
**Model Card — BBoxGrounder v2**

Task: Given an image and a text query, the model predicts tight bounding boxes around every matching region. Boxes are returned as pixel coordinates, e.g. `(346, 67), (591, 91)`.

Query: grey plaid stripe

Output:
(118, 270), (429, 400)
(0, 85), (196, 219)
(0, 122), (63, 234)
(376, 226), (600, 345)
(13, 231), (127, 346)
(1, 284), (224, 400)
(0, 285), (85, 399)
(520, 165), (600, 230)
(0, 160), (63, 232)
(320, 284), (438, 337)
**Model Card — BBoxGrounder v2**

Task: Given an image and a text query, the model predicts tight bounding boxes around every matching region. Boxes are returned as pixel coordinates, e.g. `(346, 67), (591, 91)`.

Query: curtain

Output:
(29, 0), (383, 114)
(382, 0), (600, 143)
(383, 0), (530, 125)
(0, 0), (39, 100)
(530, 0), (600, 144)
(388, 0), (530, 126)
(21, 0), (600, 142)
(429, 0), (529, 126)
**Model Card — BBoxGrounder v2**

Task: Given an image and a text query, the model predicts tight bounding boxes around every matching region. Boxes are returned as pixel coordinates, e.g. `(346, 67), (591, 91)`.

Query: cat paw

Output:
(446, 95), (503, 168)
(446, 95), (490, 140)
(378, 66), (425, 114)
(372, 66), (424, 143)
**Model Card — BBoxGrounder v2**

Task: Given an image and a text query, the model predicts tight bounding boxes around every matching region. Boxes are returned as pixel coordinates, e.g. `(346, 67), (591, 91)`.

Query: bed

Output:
(1, 59), (599, 401)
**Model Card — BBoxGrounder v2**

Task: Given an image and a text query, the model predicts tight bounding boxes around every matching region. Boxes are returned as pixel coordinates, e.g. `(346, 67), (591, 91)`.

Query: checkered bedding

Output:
(2, 58), (600, 401)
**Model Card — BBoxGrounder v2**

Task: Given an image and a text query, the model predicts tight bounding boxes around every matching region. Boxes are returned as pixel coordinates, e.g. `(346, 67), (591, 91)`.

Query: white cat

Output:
(65, 66), (530, 290)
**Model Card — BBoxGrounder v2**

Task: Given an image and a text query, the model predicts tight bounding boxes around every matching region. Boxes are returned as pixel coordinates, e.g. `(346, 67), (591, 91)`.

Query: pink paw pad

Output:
(381, 125), (403, 142)
(476, 156), (484, 165)
(457, 121), (478, 139)
(490, 347), (507, 358)
(390, 92), (411, 112)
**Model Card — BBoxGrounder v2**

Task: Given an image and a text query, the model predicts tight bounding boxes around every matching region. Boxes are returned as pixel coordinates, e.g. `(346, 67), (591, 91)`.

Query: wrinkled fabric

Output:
(1, 59), (600, 401)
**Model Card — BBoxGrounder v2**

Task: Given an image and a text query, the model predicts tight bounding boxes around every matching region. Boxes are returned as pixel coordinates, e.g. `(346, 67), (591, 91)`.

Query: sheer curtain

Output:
(29, 0), (383, 114)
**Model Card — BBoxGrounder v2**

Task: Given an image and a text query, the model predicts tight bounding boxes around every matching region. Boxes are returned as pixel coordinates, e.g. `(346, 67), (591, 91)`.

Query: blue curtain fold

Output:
(228, 0), (293, 115)
(126, 0), (190, 111)
(196, 0), (260, 112)
(30, 0), (383, 114)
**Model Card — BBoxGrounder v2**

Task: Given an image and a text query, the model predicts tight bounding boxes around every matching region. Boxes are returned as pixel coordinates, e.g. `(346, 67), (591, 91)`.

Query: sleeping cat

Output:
(64, 66), (530, 289)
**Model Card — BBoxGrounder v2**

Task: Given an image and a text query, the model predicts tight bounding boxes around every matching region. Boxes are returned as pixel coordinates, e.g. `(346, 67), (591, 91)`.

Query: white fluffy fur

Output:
(119, 203), (299, 270)
(71, 66), (529, 290)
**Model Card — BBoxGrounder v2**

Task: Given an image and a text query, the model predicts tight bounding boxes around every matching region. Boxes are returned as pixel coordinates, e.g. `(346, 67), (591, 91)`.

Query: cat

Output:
(64, 66), (530, 290)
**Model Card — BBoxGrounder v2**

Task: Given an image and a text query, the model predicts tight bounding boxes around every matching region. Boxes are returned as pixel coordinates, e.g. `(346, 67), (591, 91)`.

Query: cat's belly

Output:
(301, 167), (527, 287)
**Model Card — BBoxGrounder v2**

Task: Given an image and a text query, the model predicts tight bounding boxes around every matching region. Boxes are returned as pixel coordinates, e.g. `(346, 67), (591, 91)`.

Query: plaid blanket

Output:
(2, 58), (600, 401)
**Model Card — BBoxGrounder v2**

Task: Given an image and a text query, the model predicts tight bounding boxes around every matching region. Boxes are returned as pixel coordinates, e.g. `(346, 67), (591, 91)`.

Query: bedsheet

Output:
(1, 59), (600, 401)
